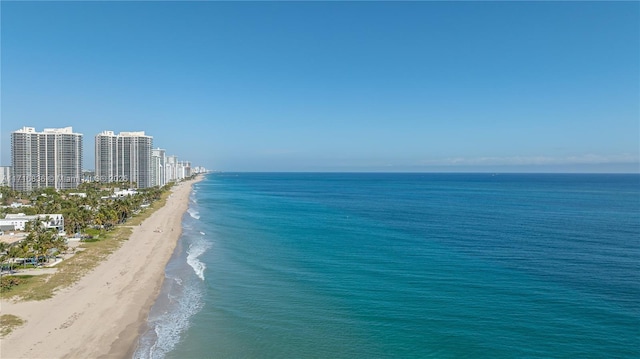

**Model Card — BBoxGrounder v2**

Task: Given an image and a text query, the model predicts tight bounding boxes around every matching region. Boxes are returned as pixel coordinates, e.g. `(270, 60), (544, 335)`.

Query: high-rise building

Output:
(11, 126), (83, 191)
(165, 155), (178, 183)
(192, 166), (207, 174)
(0, 166), (11, 187)
(151, 148), (166, 187)
(94, 130), (118, 183)
(95, 131), (153, 188)
(177, 160), (192, 179)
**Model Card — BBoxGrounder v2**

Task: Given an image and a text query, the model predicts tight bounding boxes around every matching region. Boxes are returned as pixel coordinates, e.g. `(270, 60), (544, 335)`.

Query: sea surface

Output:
(134, 173), (640, 358)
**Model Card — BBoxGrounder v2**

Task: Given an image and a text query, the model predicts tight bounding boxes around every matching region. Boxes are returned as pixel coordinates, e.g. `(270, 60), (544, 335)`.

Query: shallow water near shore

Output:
(133, 189), (208, 359)
(135, 173), (640, 358)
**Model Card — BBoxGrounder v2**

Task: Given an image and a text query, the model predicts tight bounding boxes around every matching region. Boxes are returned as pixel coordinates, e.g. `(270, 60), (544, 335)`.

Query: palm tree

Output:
(104, 208), (118, 229)
(22, 218), (58, 265)
(53, 235), (68, 257)
(7, 245), (22, 272)
(18, 241), (31, 269)
(79, 206), (92, 231)
(36, 236), (53, 264)
(0, 242), (8, 273)
(113, 199), (132, 224)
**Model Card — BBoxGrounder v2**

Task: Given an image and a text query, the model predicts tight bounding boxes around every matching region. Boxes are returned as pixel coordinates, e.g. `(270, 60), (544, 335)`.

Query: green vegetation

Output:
(0, 180), (177, 301)
(0, 228), (136, 302)
(126, 189), (171, 227)
(0, 314), (25, 337)
(3, 227), (134, 301)
(0, 275), (37, 299)
(0, 275), (23, 291)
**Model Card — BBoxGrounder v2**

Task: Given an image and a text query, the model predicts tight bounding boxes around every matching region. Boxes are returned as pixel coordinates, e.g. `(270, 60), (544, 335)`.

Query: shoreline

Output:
(111, 175), (203, 359)
(0, 175), (203, 359)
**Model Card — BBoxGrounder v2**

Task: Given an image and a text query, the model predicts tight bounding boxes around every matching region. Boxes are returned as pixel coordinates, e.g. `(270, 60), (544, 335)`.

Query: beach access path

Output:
(0, 176), (201, 359)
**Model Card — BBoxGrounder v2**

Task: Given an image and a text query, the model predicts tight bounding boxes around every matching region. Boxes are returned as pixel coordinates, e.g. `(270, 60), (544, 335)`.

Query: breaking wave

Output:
(187, 208), (200, 219)
(187, 238), (209, 281)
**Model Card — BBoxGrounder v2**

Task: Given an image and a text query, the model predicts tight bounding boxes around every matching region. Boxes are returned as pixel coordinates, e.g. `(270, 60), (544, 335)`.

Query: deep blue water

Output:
(134, 173), (640, 358)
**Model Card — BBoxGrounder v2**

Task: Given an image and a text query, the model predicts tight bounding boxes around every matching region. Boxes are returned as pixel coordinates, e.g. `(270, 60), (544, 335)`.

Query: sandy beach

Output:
(0, 175), (202, 359)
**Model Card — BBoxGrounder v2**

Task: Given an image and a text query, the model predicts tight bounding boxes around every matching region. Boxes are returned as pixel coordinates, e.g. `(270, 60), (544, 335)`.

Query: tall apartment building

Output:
(192, 166), (207, 174)
(0, 166), (11, 187)
(95, 131), (153, 188)
(11, 126), (83, 191)
(165, 155), (178, 183)
(177, 160), (192, 179)
(163, 156), (192, 182)
(151, 148), (166, 187)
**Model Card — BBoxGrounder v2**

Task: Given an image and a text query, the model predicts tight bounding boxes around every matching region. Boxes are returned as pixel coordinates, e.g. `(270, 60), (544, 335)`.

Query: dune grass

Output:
(125, 190), (170, 227)
(0, 314), (25, 337)
(0, 226), (133, 302)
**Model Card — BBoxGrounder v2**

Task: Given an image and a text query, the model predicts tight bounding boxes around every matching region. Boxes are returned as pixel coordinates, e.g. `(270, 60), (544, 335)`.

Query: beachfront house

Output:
(0, 213), (64, 232)
(112, 189), (138, 197)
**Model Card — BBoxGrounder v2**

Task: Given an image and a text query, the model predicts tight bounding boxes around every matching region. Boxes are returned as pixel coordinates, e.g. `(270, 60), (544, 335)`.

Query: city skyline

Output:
(2, 1), (638, 173)
(3, 125), (193, 171)
(4, 125), (199, 190)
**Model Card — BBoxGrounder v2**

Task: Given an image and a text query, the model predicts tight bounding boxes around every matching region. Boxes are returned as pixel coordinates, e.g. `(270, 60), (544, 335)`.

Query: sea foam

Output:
(187, 239), (209, 281)
(134, 277), (204, 359)
(134, 230), (209, 359)
(187, 208), (200, 219)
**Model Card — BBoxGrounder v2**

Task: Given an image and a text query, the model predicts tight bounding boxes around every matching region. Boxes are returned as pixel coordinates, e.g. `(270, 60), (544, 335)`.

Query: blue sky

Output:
(1, 1), (638, 172)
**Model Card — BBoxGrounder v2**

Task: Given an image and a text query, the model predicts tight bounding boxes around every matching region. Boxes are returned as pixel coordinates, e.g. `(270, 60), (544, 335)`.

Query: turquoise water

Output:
(134, 173), (640, 358)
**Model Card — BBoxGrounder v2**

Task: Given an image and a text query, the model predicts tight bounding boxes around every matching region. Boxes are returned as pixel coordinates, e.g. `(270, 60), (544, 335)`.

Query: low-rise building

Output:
(0, 213), (64, 232)
(113, 189), (138, 197)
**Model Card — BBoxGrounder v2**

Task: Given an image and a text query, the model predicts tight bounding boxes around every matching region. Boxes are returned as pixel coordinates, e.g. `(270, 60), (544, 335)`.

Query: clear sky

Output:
(1, 1), (638, 172)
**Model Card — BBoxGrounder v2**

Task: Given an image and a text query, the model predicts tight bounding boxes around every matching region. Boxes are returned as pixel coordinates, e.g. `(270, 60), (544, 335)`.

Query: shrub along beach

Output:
(0, 174), (202, 358)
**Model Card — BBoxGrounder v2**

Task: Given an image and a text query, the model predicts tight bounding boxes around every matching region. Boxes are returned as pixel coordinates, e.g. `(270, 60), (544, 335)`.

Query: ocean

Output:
(133, 173), (640, 358)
